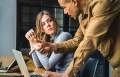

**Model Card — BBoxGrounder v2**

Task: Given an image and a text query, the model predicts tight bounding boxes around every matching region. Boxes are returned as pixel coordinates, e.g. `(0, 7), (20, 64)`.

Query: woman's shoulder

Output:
(59, 31), (72, 37)
(55, 31), (72, 41)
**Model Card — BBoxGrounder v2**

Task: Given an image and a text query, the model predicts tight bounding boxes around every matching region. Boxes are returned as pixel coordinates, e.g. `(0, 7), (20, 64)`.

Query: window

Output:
(17, 3), (64, 50)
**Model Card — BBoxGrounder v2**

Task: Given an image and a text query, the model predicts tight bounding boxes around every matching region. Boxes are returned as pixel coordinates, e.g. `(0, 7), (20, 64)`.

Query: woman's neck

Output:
(50, 29), (60, 38)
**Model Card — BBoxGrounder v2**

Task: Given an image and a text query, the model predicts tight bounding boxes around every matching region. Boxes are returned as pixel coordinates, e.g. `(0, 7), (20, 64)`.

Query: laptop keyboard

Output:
(30, 74), (42, 77)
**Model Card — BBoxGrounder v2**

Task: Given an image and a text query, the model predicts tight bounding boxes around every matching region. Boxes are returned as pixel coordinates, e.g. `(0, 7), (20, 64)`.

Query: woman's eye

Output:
(47, 19), (52, 22)
(41, 22), (45, 26)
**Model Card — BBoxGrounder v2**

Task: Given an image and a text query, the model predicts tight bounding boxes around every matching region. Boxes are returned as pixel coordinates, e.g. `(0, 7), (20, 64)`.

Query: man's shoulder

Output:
(90, 0), (116, 4)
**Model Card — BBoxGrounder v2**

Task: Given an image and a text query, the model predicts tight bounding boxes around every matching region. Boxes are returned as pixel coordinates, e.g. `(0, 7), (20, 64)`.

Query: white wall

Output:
(0, 0), (16, 56)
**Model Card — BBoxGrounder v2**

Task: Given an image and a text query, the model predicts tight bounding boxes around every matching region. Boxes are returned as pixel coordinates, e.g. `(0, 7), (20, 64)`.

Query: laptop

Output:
(12, 49), (42, 77)
(0, 60), (17, 72)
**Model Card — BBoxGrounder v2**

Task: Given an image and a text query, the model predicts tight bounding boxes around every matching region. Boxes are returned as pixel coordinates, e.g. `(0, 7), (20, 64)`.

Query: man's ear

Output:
(71, 0), (78, 6)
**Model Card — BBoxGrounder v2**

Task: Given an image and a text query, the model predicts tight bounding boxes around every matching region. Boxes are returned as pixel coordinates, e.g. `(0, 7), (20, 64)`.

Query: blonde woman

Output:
(25, 10), (74, 73)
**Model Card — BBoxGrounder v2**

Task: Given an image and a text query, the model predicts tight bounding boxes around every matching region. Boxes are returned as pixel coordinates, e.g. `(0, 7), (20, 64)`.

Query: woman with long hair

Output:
(25, 10), (74, 73)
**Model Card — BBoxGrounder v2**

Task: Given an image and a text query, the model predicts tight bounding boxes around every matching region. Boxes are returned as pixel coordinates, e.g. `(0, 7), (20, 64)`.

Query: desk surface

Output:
(0, 56), (48, 76)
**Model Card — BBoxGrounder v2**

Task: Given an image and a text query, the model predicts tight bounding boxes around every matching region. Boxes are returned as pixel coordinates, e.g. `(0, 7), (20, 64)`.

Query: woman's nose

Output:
(46, 22), (50, 27)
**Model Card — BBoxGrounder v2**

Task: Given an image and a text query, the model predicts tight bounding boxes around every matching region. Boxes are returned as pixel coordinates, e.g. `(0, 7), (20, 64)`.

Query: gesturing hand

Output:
(25, 29), (57, 55)
(29, 40), (52, 55)
(25, 29), (39, 48)
(25, 29), (36, 42)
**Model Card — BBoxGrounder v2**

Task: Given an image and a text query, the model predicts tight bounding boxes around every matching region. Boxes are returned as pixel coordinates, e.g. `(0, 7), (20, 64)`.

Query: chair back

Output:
(77, 58), (99, 77)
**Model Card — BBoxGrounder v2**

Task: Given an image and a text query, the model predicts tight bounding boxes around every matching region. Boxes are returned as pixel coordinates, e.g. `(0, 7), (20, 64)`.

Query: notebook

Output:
(12, 49), (42, 77)
(0, 59), (17, 72)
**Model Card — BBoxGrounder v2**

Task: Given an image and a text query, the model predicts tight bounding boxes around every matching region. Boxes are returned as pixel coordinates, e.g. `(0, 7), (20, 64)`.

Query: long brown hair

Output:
(35, 10), (59, 42)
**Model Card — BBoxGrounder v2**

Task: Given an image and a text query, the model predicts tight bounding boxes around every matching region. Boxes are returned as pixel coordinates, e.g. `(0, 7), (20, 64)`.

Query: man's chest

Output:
(79, 14), (89, 35)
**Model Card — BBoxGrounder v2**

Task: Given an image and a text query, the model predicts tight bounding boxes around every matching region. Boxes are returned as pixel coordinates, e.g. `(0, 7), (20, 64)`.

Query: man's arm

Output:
(55, 24), (84, 53)
(29, 26), (84, 54)
(65, 0), (120, 77)
(34, 32), (73, 70)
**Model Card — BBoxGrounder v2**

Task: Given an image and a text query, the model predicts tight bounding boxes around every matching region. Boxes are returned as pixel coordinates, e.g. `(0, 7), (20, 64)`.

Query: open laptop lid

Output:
(12, 49), (30, 77)
(0, 59), (18, 72)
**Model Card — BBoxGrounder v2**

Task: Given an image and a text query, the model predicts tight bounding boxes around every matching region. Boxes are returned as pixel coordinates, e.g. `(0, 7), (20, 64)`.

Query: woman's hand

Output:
(25, 29), (38, 48)
(25, 29), (57, 55)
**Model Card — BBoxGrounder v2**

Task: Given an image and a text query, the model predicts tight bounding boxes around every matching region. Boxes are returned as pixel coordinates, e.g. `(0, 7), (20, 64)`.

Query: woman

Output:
(25, 10), (74, 73)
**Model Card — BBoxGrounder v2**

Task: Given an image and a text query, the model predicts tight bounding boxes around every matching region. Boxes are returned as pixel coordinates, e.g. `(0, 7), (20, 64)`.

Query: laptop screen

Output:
(12, 49), (30, 77)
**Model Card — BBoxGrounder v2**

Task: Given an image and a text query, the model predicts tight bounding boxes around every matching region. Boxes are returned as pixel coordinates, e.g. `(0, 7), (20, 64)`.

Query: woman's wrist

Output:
(29, 42), (34, 49)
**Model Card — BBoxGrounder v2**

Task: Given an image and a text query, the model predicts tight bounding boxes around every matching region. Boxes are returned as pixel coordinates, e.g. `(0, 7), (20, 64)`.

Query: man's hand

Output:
(29, 41), (57, 55)
(25, 29), (57, 55)
(43, 72), (69, 77)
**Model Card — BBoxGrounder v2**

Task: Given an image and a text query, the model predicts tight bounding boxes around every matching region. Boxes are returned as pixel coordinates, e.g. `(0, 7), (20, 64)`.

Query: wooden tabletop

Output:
(0, 56), (48, 76)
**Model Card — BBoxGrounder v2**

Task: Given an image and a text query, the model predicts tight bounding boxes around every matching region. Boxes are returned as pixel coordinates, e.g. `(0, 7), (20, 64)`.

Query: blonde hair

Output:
(35, 10), (59, 42)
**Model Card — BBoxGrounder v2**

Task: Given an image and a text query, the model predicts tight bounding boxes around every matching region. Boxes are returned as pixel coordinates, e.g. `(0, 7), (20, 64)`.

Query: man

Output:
(30, 0), (120, 77)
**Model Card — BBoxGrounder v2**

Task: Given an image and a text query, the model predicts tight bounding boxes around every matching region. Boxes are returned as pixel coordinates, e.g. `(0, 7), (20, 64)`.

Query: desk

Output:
(0, 56), (48, 76)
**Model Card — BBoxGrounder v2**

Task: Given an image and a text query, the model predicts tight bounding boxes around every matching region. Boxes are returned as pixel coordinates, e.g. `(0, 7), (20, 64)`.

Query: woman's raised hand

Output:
(25, 29), (57, 55)
(25, 29), (38, 49)
(25, 29), (36, 42)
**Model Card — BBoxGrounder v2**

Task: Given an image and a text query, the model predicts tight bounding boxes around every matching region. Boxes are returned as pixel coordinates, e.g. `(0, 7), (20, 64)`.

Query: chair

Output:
(77, 58), (99, 77)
